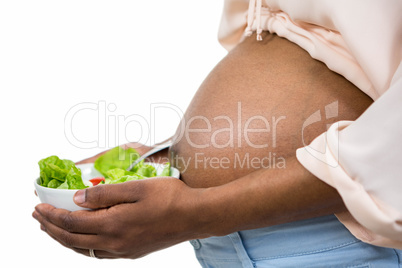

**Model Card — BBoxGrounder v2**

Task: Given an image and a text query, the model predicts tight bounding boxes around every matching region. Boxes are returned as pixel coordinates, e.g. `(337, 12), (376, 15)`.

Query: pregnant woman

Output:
(33, 0), (402, 267)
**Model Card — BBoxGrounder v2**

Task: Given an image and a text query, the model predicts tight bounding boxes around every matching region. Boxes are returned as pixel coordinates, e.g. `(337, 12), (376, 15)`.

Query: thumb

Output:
(73, 182), (142, 209)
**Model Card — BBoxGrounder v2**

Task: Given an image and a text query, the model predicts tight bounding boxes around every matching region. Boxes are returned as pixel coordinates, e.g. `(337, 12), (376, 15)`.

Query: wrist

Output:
(181, 185), (242, 240)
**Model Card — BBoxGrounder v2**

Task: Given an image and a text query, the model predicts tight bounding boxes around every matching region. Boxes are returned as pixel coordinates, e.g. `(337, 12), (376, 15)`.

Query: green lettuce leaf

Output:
(93, 147), (173, 184)
(160, 163), (171, 176)
(57, 180), (69, 189)
(108, 174), (144, 184)
(64, 166), (87, 189)
(136, 164), (157, 177)
(38, 155), (87, 190)
(47, 179), (63, 189)
(104, 168), (145, 184)
(94, 147), (140, 176)
(38, 156), (75, 186)
(105, 168), (127, 181)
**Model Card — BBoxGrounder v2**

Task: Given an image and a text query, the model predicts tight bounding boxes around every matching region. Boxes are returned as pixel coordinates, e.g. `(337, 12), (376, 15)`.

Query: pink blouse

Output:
(218, 0), (402, 249)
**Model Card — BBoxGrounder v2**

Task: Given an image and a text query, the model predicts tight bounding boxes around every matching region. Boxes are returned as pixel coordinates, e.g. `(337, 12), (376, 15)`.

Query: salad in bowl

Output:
(34, 146), (179, 211)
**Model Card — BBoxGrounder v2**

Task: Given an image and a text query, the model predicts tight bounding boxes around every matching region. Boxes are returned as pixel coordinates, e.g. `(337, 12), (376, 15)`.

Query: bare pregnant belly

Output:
(169, 33), (372, 188)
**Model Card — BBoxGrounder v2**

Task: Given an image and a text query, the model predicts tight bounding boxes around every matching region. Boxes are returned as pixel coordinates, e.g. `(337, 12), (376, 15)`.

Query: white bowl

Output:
(34, 163), (180, 211)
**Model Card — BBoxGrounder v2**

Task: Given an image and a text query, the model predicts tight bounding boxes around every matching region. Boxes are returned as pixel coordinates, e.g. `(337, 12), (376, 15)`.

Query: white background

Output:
(0, 1), (227, 267)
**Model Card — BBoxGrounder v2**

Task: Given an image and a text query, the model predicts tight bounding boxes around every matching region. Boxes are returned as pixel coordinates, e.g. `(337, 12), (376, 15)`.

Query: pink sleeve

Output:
(296, 64), (402, 249)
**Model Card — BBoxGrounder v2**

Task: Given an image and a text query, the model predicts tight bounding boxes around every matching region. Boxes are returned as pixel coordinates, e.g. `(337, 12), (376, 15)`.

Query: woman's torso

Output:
(169, 32), (372, 188)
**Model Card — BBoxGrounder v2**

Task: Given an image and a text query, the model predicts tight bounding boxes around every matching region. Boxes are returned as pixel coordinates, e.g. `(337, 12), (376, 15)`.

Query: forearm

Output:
(76, 141), (170, 165)
(192, 156), (347, 238)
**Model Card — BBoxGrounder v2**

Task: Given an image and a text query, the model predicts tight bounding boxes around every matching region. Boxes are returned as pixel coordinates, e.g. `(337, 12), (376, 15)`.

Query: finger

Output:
(35, 203), (107, 234)
(40, 221), (119, 259)
(34, 208), (104, 250)
(72, 248), (121, 259)
(73, 181), (144, 209)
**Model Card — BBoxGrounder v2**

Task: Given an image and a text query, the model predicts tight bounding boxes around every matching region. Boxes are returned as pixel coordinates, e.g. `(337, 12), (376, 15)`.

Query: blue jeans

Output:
(190, 215), (402, 267)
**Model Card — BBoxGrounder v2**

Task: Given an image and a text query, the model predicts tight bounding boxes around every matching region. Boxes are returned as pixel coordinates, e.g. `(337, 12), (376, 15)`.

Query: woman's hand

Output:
(32, 177), (203, 259)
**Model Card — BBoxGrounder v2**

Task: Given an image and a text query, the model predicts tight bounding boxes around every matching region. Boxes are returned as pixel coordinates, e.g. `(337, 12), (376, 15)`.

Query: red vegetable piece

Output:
(89, 177), (105, 186)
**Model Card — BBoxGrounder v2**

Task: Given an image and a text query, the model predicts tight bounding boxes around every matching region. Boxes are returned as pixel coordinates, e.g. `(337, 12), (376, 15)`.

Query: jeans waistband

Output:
(192, 215), (359, 262)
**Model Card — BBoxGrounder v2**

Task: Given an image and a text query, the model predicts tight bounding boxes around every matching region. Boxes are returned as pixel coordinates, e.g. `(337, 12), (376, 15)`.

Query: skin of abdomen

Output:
(170, 33), (373, 189)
